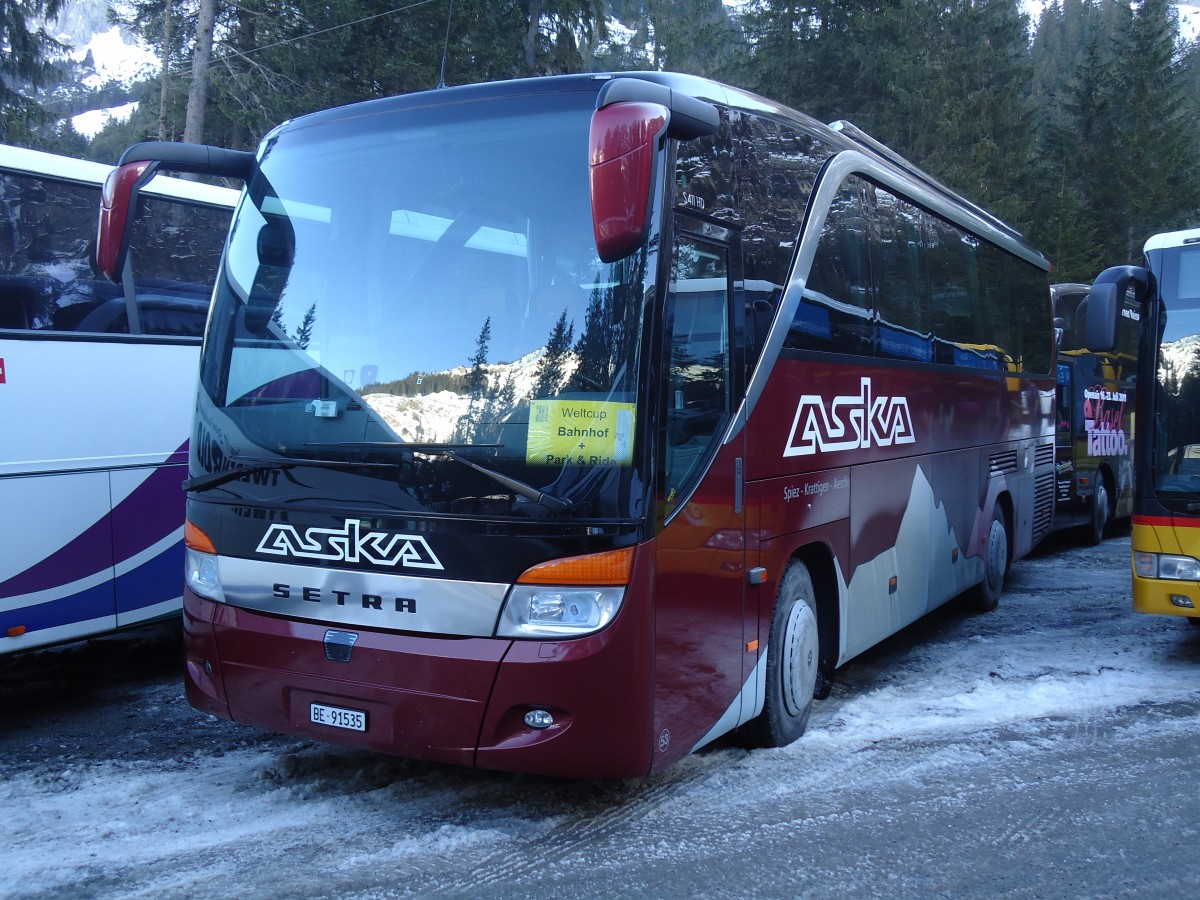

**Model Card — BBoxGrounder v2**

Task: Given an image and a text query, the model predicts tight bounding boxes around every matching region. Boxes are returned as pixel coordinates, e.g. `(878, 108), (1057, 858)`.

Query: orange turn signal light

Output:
(517, 546), (635, 586)
(7, 625), (27, 637)
(184, 520), (217, 554)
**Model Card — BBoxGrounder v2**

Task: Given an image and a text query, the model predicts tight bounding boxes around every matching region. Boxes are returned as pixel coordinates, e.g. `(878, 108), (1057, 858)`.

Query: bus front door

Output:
(651, 222), (752, 769)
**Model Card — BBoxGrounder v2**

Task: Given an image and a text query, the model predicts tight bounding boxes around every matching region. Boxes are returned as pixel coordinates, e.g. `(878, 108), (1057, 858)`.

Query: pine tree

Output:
(1026, 0), (1199, 274)
(1122, 0), (1199, 259)
(293, 302), (315, 350)
(467, 316), (492, 401)
(534, 308), (575, 397)
(455, 316), (492, 442)
(574, 292), (611, 390)
(0, 0), (65, 144)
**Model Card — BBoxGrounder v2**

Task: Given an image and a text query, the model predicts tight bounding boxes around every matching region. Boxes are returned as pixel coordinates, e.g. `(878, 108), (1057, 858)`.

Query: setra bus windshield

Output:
(197, 91), (653, 520)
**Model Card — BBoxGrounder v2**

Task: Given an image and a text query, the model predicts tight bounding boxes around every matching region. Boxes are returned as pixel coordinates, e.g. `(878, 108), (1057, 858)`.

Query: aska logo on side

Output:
(257, 519), (444, 570)
(784, 377), (916, 457)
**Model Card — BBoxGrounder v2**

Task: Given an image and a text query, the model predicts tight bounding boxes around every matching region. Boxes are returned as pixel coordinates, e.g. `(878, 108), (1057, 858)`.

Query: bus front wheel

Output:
(969, 504), (1008, 613)
(1086, 479), (1110, 546)
(744, 560), (820, 748)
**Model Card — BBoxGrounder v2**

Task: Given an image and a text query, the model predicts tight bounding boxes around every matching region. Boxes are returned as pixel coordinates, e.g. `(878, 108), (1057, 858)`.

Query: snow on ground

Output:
(71, 101), (138, 140)
(0, 534), (1197, 897)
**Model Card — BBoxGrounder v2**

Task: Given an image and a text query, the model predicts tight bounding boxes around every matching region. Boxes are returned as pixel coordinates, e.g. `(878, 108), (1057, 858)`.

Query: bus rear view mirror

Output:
(590, 78), (720, 263)
(96, 160), (154, 281)
(95, 141), (255, 283)
(1087, 265), (1150, 352)
(589, 101), (669, 264)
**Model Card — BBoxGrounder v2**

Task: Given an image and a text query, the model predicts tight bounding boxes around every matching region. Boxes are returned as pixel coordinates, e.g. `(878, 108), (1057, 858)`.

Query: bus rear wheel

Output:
(744, 560), (820, 748)
(969, 504), (1008, 613)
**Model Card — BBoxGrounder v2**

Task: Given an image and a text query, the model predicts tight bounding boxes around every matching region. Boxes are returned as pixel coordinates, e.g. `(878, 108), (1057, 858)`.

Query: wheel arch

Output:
(994, 488), (1015, 564)
(1096, 462), (1117, 509)
(787, 540), (840, 676)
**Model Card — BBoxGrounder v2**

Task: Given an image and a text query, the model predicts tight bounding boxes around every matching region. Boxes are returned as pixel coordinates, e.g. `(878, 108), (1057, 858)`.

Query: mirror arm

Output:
(595, 77), (720, 141)
(118, 141), (255, 181)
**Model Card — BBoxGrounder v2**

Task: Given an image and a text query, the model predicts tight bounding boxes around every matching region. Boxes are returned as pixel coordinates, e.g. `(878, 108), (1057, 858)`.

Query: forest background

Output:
(2, 0), (1197, 281)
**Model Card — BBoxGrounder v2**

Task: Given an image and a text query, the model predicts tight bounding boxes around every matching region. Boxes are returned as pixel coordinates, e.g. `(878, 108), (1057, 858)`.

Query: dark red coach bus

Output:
(97, 73), (1055, 778)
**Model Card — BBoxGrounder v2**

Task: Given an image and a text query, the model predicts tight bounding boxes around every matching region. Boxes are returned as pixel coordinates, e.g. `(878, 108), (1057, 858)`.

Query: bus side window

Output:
(790, 177), (873, 356)
(744, 283), (781, 375)
(928, 218), (981, 365)
(869, 186), (932, 363)
(665, 234), (731, 511)
(128, 194), (230, 337)
(0, 276), (38, 329)
(0, 169), (124, 333)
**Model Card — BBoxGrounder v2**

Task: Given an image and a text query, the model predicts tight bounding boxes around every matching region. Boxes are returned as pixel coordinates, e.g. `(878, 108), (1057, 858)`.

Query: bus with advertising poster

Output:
(1085, 228), (1200, 627)
(0, 144), (235, 654)
(97, 73), (1056, 777)
(1050, 283), (1137, 543)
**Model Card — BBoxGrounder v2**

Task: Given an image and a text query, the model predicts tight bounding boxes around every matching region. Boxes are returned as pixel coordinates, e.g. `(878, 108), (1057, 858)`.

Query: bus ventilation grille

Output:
(1033, 472), (1055, 543)
(989, 451), (1019, 477)
(1034, 443), (1055, 469)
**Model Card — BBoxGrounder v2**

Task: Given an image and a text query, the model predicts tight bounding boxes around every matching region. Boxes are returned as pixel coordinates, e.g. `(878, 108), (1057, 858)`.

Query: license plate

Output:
(309, 702), (367, 732)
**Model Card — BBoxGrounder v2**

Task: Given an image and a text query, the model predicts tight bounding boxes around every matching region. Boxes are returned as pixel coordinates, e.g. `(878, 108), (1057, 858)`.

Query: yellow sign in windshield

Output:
(527, 400), (635, 467)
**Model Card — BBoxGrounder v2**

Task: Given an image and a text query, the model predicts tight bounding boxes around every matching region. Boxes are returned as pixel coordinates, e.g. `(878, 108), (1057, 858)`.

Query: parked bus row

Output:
(7, 70), (1157, 778)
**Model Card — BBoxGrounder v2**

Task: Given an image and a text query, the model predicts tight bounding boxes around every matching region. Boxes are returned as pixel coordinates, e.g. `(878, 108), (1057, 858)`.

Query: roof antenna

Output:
(437, 0), (454, 89)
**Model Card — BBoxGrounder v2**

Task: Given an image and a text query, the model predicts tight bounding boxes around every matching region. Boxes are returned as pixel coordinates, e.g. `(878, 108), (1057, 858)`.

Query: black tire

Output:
(743, 561), (820, 748)
(1086, 479), (1110, 546)
(968, 504), (1008, 613)
(1187, 616), (1200, 629)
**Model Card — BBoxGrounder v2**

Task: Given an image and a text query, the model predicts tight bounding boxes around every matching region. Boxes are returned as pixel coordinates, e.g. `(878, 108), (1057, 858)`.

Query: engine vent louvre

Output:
(989, 451), (1019, 477)
(1033, 472), (1056, 543)
(1035, 443), (1055, 469)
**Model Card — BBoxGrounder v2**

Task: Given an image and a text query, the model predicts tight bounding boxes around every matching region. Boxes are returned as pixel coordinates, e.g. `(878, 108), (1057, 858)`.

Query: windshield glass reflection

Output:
(199, 93), (651, 518)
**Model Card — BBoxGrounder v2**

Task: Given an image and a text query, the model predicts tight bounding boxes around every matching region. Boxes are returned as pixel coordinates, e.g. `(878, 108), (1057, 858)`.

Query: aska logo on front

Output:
(784, 376), (916, 457)
(257, 519), (444, 570)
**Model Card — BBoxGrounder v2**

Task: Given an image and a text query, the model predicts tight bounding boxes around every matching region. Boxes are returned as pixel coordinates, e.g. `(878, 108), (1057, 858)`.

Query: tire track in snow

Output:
(421, 759), (726, 895)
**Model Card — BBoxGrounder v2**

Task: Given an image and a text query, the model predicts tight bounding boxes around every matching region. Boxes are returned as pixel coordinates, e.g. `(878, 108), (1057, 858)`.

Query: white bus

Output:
(0, 144), (236, 653)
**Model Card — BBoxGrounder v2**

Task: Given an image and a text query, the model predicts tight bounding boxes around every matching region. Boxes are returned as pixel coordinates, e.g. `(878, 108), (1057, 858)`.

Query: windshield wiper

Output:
(306, 441), (573, 513)
(183, 456), (396, 493)
(442, 450), (572, 513)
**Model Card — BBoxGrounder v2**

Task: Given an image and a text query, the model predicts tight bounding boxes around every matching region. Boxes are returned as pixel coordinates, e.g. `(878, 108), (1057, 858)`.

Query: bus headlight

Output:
(1135, 551), (1200, 581)
(185, 548), (226, 603)
(496, 586), (624, 638)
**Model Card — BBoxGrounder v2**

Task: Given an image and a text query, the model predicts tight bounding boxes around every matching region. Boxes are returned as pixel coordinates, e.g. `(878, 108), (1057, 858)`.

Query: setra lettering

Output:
(268, 583), (418, 615)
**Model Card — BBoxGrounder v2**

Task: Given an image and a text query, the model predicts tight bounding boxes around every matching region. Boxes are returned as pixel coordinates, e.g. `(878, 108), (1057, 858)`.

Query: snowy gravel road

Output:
(2, 531), (1198, 899)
